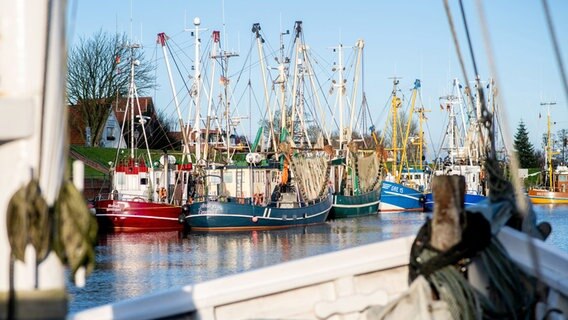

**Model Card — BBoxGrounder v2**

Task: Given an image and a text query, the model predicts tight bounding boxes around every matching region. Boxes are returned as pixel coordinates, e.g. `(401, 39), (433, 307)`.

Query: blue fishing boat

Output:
(378, 79), (429, 212)
(182, 22), (333, 231)
(184, 153), (333, 231)
(423, 192), (485, 211)
(379, 180), (425, 212)
(187, 190), (332, 231)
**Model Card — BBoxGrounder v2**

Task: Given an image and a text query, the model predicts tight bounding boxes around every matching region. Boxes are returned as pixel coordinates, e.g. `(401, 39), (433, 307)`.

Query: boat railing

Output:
(96, 191), (153, 202)
(192, 193), (329, 208)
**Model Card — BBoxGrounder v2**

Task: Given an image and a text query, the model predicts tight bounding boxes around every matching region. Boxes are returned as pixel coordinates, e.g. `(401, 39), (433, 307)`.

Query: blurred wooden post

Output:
(431, 175), (465, 251)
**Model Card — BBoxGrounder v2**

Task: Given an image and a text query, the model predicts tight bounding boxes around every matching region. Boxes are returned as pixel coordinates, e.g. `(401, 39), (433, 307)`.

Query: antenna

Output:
(222, 0), (227, 50)
(129, 0), (133, 42)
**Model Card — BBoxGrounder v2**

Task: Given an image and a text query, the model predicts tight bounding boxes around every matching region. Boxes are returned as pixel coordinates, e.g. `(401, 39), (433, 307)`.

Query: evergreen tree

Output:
(513, 120), (538, 168)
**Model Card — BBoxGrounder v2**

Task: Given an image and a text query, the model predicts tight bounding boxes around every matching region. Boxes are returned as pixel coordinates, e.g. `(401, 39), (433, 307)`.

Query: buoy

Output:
(252, 216), (258, 223)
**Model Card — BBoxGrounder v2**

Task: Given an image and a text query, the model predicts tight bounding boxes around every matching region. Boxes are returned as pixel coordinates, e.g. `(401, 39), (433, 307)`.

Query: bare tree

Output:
(67, 30), (155, 146)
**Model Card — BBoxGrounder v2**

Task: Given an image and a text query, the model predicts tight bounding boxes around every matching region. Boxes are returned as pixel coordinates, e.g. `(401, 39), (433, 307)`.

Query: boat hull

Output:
(379, 181), (424, 212)
(528, 189), (568, 204)
(95, 199), (184, 232)
(186, 195), (332, 231)
(329, 189), (380, 219)
(423, 192), (486, 211)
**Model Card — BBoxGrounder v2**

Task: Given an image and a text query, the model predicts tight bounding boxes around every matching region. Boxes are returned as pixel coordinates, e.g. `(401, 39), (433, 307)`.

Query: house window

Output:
(106, 127), (115, 140)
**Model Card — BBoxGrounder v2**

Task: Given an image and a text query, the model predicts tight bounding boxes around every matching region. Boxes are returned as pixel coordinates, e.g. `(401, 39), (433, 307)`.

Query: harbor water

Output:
(68, 204), (568, 314)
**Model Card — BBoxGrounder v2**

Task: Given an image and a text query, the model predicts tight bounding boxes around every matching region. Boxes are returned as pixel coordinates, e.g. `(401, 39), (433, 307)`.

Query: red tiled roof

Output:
(67, 96), (155, 146)
(113, 97), (154, 123)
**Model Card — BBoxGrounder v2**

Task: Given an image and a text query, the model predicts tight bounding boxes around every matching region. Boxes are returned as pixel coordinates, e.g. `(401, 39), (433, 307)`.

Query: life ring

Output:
(159, 187), (167, 200)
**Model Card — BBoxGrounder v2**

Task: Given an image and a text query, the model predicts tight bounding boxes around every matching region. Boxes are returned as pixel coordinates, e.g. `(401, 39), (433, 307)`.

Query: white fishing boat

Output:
(424, 78), (487, 211)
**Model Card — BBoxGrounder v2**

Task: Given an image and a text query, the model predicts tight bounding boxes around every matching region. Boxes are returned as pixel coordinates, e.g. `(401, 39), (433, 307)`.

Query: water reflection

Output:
(68, 207), (567, 314)
(534, 204), (568, 252)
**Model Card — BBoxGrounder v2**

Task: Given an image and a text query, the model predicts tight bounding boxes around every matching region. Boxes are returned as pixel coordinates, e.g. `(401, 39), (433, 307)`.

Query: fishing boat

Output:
(528, 166), (568, 204)
(161, 21), (333, 231)
(379, 79), (429, 212)
(424, 78), (487, 211)
(327, 41), (382, 219)
(529, 103), (568, 204)
(94, 44), (192, 232)
(185, 159), (333, 231)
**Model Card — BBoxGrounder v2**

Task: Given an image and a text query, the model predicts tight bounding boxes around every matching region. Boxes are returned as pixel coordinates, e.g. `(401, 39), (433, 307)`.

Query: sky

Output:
(67, 0), (568, 159)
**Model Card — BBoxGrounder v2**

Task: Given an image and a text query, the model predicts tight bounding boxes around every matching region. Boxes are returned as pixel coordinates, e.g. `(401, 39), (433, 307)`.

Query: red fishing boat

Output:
(94, 45), (192, 232)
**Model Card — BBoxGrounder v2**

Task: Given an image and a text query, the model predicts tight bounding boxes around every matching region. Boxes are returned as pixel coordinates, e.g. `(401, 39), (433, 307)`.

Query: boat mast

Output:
(336, 43), (345, 150)
(542, 102), (557, 191)
(454, 79), (474, 166)
(289, 22), (313, 148)
(348, 40), (365, 144)
(192, 17), (203, 162)
(216, 33), (239, 162)
(390, 78), (401, 178)
(252, 23), (278, 153)
(203, 31), (220, 162)
(398, 79), (420, 179)
(276, 25), (290, 143)
(156, 33), (192, 162)
(416, 103), (430, 170)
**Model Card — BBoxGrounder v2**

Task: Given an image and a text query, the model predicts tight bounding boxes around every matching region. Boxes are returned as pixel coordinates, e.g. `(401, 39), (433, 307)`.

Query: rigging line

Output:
(152, 42), (158, 102)
(231, 37), (254, 81)
(473, 0), (529, 213)
(457, 0), (492, 161)
(169, 37), (195, 64)
(311, 61), (339, 132)
(166, 42), (194, 108)
(442, 0), (474, 110)
(541, 0), (568, 107)
(458, 0), (480, 77)
(425, 120), (439, 162)
(475, 0), (545, 301)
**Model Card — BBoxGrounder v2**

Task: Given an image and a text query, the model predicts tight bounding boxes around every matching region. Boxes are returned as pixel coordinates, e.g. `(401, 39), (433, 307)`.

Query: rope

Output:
(6, 179), (51, 264)
(53, 181), (98, 283)
(442, 0), (476, 118)
(541, 0), (568, 107)
(6, 177), (98, 287)
(472, 1), (547, 298)
(410, 214), (535, 320)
